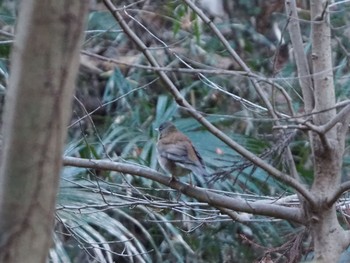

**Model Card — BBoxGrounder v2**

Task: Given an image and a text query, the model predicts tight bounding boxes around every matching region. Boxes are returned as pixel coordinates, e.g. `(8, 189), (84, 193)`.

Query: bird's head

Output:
(157, 121), (177, 139)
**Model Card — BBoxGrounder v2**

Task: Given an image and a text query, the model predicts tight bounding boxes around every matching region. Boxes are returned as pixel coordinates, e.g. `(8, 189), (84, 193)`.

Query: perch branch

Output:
(63, 156), (303, 223)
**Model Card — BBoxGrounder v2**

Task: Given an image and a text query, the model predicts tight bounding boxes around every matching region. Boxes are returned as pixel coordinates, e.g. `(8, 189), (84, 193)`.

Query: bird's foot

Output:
(168, 176), (177, 184)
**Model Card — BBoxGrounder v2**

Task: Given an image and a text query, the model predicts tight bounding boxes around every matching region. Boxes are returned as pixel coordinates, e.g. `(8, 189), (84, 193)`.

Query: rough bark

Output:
(0, 1), (88, 262)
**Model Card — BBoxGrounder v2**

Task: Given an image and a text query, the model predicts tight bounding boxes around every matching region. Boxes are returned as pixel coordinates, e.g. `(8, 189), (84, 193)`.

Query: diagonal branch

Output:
(182, 0), (277, 120)
(181, 0), (304, 189)
(328, 181), (350, 207)
(102, 0), (317, 207)
(274, 102), (350, 133)
(285, 0), (314, 113)
(317, 104), (350, 134)
(63, 156), (303, 223)
(288, 104), (350, 149)
(293, 103), (350, 150)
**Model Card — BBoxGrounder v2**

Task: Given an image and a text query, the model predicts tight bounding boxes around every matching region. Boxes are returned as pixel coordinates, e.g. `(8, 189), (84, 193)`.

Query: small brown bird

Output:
(156, 121), (209, 181)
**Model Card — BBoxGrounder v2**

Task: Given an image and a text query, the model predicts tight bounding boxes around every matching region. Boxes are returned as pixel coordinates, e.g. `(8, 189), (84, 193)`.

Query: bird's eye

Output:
(158, 123), (166, 131)
(158, 121), (172, 132)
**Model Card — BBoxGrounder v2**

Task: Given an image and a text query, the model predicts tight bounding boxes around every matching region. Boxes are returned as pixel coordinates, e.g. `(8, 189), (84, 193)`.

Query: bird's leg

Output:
(168, 176), (183, 201)
(168, 175), (177, 184)
(189, 173), (196, 187)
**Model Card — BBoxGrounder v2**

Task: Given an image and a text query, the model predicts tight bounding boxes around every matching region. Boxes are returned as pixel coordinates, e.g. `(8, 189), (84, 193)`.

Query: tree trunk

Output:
(309, 0), (349, 261)
(0, 1), (88, 262)
(311, 207), (348, 262)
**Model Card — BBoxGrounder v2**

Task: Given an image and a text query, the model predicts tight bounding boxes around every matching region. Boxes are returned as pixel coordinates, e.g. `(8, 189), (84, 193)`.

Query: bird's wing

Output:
(157, 133), (209, 177)
(191, 144), (205, 166)
(159, 141), (205, 167)
(158, 141), (190, 163)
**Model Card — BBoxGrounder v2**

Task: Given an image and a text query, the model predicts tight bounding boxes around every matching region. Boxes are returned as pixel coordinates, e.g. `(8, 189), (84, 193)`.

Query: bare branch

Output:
(81, 50), (251, 78)
(63, 156), (303, 223)
(329, 180), (350, 206)
(311, 1), (336, 127)
(215, 207), (251, 223)
(317, 104), (350, 134)
(275, 103), (350, 153)
(285, 0), (314, 113)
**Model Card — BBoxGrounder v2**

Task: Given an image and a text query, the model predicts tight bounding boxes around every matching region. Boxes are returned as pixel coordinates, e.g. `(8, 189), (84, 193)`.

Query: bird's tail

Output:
(192, 166), (210, 187)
